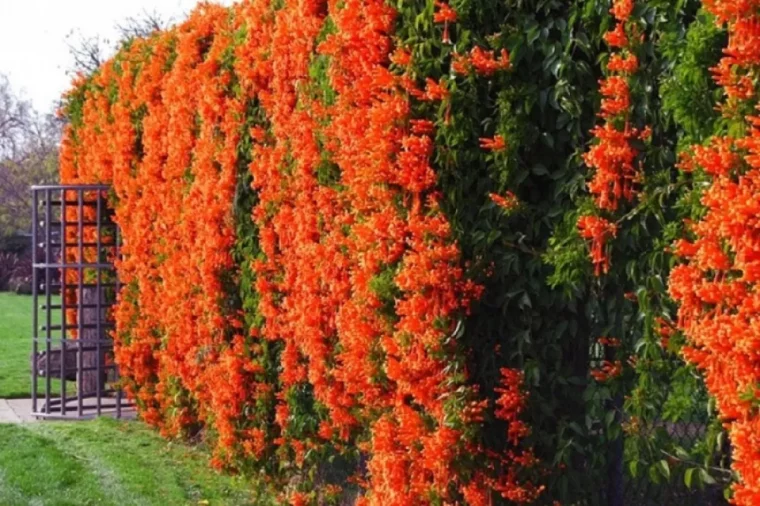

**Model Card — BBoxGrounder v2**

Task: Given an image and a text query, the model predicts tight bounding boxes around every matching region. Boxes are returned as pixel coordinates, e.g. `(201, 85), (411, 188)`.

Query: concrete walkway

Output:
(0, 398), (136, 423)
(0, 398), (36, 423)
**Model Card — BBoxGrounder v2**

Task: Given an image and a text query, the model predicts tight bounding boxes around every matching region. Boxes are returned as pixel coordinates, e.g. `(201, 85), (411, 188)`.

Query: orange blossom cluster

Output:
(578, 0), (648, 276)
(59, 0), (542, 503)
(669, 1), (760, 503)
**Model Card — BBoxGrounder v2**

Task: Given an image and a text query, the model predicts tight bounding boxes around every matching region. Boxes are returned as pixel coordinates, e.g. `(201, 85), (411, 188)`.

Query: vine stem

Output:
(659, 449), (735, 479)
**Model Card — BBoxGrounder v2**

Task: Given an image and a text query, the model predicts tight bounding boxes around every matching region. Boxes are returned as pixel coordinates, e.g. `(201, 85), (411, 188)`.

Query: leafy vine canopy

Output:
(59, 0), (760, 504)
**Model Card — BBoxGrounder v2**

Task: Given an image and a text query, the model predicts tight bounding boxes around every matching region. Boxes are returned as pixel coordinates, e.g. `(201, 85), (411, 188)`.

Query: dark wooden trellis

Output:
(31, 184), (131, 419)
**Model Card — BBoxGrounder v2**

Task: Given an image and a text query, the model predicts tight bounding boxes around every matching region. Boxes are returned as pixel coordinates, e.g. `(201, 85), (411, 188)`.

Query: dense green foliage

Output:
(55, 0), (740, 503)
(394, 0), (731, 501)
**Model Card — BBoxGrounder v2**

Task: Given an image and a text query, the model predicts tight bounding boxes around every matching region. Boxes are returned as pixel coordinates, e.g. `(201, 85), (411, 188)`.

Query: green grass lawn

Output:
(0, 292), (38, 398)
(0, 294), (276, 505)
(0, 292), (70, 398)
(0, 418), (275, 506)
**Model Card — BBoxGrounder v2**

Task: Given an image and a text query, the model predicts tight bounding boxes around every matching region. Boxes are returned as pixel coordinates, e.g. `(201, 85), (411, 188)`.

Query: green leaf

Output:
(684, 467), (695, 488)
(700, 469), (717, 485)
(629, 460), (639, 478)
(658, 459), (671, 480)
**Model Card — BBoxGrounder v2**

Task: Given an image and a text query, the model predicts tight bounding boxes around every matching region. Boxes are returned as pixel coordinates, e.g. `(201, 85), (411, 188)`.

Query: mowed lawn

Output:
(0, 292), (44, 398)
(0, 418), (274, 506)
(0, 292), (73, 398)
(0, 294), (275, 505)
(0, 292), (79, 398)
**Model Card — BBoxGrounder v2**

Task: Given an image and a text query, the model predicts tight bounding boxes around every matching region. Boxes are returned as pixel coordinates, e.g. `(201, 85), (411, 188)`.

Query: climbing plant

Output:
(58, 0), (759, 504)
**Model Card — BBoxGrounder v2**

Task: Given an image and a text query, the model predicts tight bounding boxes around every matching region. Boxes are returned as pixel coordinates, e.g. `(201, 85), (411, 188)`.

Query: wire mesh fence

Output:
(621, 420), (728, 506)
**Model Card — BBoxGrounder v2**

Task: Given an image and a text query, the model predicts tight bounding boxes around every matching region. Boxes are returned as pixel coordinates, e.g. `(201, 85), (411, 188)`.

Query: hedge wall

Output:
(59, 0), (757, 504)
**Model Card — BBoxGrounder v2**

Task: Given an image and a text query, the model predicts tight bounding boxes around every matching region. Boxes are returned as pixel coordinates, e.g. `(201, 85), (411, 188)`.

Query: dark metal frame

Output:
(31, 185), (131, 419)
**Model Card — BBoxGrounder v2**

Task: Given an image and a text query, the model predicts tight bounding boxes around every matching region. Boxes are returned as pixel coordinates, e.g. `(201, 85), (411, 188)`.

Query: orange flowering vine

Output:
(668, 1), (760, 503)
(490, 191), (519, 212)
(583, 0), (647, 213)
(576, 0), (649, 281)
(577, 215), (618, 276)
(58, 0), (542, 503)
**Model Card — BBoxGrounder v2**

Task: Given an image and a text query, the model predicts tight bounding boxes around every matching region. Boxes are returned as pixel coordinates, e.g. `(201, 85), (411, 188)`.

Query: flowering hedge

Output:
(59, 1), (544, 503)
(577, 0), (649, 278)
(669, 1), (760, 503)
(58, 0), (760, 504)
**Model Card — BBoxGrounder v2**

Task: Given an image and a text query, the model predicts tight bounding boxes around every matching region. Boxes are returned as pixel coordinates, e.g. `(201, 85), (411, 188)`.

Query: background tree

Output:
(0, 74), (60, 241)
(0, 9), (168, 241)
(65, 9), (169, 75)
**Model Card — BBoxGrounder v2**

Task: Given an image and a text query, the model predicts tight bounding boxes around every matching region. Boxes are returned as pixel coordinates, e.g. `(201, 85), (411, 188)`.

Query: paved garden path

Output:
(0, 398), (36, 423)
(0, 398), (136, 423)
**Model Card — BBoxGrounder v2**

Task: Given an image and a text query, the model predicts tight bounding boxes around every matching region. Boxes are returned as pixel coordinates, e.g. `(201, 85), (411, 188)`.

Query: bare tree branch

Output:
(0, 74), (60, 238)
(116, 9), (170, 40)
(0, 75), (33, 159)
(65, 30), (108, 75)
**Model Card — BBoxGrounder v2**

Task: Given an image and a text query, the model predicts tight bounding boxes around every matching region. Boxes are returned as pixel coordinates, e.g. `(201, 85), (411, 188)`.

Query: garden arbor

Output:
(30, 184), (130, 419)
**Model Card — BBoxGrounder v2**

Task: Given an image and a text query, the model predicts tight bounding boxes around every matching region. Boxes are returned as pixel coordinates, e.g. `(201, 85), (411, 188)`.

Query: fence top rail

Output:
(32, 184), (111, 191)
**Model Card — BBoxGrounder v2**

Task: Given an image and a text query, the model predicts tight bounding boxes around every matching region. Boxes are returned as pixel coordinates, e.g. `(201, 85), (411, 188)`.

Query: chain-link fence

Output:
(621, 420), (728, 506)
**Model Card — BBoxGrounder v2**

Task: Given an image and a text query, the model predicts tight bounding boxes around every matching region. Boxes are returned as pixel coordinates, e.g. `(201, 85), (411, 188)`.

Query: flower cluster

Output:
(577, 215), (618, 276)
(453, 47), (511, 76)
(669, 2), (760, 504)
(490, 191), (519, 212)
(59, 0), (540, 503)
(578, 0), (648, 276)
(480, 134), (508, 152)
(591, 360), (623, 382)
(583, 0), (646, 212)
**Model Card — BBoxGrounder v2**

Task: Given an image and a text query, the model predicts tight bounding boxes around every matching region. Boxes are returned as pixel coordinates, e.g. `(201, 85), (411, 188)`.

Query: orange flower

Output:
(433, 0), (457, 23)
(603, 22), (628, 49)
(410, 119), (435, 136)
(607, 53), (639, 74)
(390, 47), (412, 67)
(451, 52), (470, 74)
(599, 76), (631, 117)
(433, 1), (457, 43)
(480, 134), (507, 152)
(591, 360), (623, 382)
(469, 47), (511, 76)
(598, 336), (622, 348)
(489, 191), (519, 211)
(610, 0), (634, 22)
(577, 215), (618, 276)
(423, 77), (450, 101)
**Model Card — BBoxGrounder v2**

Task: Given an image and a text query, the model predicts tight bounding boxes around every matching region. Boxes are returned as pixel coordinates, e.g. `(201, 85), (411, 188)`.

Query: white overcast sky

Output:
(0, 0), (233, 113)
